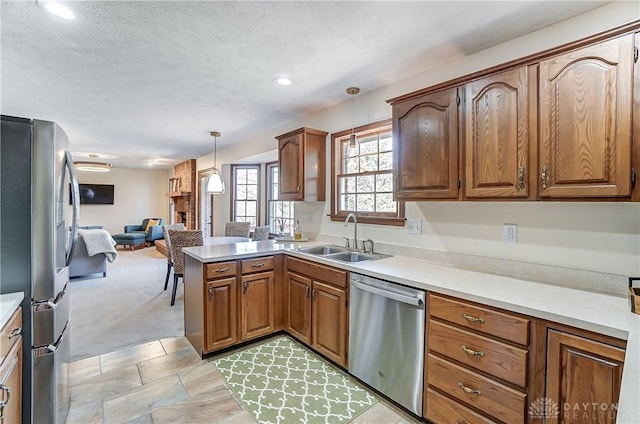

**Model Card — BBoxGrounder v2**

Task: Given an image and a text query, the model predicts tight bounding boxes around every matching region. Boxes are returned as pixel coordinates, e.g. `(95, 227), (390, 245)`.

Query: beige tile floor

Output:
(66, 337), (424, 424)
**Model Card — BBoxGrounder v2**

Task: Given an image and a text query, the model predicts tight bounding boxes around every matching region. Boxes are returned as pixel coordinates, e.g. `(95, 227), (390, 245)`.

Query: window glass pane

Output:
(379, 152), (393, 170)
(246, 201), (257, 217)
(358, 139), (378, 155)
(345, 157), (359, 174)
(341, 194), (356, 211)
(379, 135), (392, 152)
(247, 169), (258, 184)
(247, 217), (257, 227)
(356, 175), (374, 193)
(247, 185), (257, 200)
(360, 155), (378, 172)
(236, 201), (246, 217)
(376, 193), (396, 212)
(356, 194), (374, 212)
(376, 173), (393, 192)
(237, 169), (247, 184)
(237, 185), (247, 200)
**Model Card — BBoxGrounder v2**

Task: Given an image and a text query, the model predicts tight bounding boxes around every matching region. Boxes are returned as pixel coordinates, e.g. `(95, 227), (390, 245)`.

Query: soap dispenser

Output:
(294, 218), (302, 240)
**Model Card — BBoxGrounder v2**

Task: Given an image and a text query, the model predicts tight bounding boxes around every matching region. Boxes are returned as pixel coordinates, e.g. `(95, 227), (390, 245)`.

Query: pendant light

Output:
(346, 87), (360, 156)
(206, 131), (226, 194)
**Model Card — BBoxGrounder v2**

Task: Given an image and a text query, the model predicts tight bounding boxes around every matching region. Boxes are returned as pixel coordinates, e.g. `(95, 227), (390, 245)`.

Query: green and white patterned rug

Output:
(214, 337), (378, 423)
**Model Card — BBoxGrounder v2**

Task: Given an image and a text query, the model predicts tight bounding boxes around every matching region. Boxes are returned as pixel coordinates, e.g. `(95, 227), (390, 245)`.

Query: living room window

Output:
(330, 119), (404, 225)
(231, 165), (260, 227)
(266, 162), (294, 236)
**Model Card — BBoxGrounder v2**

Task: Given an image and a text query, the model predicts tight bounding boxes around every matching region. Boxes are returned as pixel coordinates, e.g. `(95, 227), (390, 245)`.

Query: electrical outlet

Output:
(503, 223), (517, 243)
(408, 219), (422, 235)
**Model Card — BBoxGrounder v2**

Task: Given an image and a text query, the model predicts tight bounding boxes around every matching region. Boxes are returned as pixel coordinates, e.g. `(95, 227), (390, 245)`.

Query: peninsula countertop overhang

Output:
(182, 240), (640, 424)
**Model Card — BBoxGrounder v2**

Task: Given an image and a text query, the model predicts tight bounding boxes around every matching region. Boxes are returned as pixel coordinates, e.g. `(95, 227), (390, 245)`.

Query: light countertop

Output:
(183, 240), (640, 423)
(0, 292), (24, 329)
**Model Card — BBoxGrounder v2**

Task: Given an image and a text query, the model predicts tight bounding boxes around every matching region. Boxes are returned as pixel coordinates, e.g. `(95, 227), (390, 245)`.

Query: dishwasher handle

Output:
(351, 280), (424, 307)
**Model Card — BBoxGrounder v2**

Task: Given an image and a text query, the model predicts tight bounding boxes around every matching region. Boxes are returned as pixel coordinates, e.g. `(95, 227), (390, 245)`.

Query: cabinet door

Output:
(546, 330), (625, 424)
(539, 35), (634, 198)
(0, 337), (22, 424)
(311, 281), (347, 367)
(286, 271), (312, 344)
(393, 87), (459, 199)
(465, 66), (530, 198)
(205, 277), (237, 352)
(240, 271), (275, 340)
(278, 134), (304, 200)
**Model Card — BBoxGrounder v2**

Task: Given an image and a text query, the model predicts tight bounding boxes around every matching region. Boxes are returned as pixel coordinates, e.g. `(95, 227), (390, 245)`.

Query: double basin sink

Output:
(294, 244), (391, 263)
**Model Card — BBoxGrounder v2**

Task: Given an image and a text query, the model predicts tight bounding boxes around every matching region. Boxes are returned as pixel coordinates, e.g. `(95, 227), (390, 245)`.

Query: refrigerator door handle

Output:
(33, 321), (68, 357)
(63, 150), (80, 266)
(33, 283), (68, 312)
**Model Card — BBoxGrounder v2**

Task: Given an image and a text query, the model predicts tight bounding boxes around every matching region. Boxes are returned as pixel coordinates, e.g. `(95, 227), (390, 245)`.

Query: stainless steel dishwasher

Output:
(348, 273), (426, 415)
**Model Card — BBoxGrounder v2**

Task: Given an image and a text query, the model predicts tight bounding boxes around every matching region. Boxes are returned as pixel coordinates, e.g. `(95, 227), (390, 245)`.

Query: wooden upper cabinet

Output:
(464, 66), (533, 199)
(277, 127), (328, 201)
(538, 34), (634, 198)
(392, 87), (460, 199)
(545, 330), (625, 424)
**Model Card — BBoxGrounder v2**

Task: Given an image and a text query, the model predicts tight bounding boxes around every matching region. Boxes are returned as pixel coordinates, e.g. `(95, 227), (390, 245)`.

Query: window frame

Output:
(265, 162), (295, 236)
(330, 119), (405, 226)
(230, 164), (261, 228)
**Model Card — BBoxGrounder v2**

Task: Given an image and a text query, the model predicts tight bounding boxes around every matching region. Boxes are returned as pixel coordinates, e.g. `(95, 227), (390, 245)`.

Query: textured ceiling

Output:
(1, 1), (610, 169)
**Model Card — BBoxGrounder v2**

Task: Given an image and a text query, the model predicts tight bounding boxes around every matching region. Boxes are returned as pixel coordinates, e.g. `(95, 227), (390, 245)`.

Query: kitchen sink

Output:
(324, 251), (390, 262)
(295, 245), (349, 255)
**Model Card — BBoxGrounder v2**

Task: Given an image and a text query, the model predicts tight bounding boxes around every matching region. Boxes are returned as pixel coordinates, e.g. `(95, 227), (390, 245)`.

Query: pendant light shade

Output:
(207, 131), (226, 194)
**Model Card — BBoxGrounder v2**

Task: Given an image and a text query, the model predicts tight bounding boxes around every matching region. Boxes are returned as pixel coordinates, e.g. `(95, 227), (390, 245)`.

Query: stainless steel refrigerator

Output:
(1, 115), (79, 423)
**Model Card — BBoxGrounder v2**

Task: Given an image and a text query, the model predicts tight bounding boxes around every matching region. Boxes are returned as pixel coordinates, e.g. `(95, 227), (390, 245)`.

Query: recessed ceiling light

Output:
(36, 0), (76, 20)
(273, 76), (293, 86)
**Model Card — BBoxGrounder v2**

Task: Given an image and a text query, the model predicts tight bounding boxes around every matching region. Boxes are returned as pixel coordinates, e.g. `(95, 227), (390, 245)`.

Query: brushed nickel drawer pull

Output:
(456, 419), (466, 424)
(461, 313), (484, 323)
(461, 345), (485, 357)
(215, 267), (230, 273)
(208, 287), (213, 300)
(243, 281), (248, 294)
(251, 263), (265, 268)
(458, 382), (482, 396)
(8, 327), (21, 339)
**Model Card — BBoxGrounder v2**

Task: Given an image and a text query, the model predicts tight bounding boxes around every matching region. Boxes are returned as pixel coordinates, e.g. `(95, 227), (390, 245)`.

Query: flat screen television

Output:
(70, 183), (115, 205)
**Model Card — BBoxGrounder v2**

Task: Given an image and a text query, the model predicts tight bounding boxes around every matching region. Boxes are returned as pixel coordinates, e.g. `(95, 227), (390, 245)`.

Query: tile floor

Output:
(66, 337), (423, 424)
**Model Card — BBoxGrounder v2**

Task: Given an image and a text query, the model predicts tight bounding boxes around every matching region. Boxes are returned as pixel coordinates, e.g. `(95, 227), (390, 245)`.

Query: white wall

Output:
(195, 2), (640, 277)
(77, 167), (170, 234)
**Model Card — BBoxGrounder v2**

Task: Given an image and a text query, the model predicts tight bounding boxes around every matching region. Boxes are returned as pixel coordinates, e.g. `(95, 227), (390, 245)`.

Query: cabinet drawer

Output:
(429, 294), (529, 346)
(286, 257), (347, 288)
(427, 354), (526, 424)
(241, 256), (274, 274)
(0, 307), (22, 362)
(429, 320), (528, 388)
(426, 387), (496, 424)
(206, 261), (237, 279)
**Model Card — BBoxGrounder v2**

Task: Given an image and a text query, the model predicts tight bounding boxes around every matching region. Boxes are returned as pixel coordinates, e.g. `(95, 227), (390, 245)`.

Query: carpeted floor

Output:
(69, 247), (184, 361)
(215, 336), (379, 424)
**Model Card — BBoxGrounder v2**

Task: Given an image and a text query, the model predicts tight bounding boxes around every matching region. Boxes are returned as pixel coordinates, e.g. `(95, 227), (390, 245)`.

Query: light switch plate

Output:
(408, 219), (422, 235)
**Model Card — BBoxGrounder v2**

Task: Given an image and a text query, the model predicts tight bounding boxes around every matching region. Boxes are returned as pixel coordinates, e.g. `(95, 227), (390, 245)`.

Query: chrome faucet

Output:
(344, 213), (358, 251)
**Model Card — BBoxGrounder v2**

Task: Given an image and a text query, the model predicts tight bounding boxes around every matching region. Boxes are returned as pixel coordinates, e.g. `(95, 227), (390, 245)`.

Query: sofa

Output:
(124, 218), (165, 244)
(69, 226), (108, 279)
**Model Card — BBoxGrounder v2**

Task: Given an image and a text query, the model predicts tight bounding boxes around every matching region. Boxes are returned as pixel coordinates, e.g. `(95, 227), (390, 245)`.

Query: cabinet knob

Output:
(296, 184), (300, 192)
(517, 166), (525, 190)
(305, 286), (310, 298)
(312, 288), (317, 301)
(243, 281), (248, 294)
(0, 383), (11, 418)
(208, 287), (213, 300)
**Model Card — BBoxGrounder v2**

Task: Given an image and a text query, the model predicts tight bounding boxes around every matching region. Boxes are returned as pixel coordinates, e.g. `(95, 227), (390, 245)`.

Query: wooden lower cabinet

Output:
(285, 257), (348, 368)
(286, 272), (311, 344)
(205, 277), (237, 352)
(311, 280), (347, 366)
(0, 307), (22, 424)
(426, 387), (496, 424)
(545, 329), (625, 424)
(240, 271), (275, 340)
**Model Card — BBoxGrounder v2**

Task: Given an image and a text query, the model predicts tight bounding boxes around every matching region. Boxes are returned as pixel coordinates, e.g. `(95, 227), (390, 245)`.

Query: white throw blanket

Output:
(79, 229), (118, 262)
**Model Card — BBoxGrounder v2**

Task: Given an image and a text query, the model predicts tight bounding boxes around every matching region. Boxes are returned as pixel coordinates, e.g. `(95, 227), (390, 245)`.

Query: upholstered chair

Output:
(168, 229), (203, 306)
(161, 223), (185, 291)
(124, 218), (165, 243)
(252, 225), (270, 241)
(224, 221), (251, 237)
